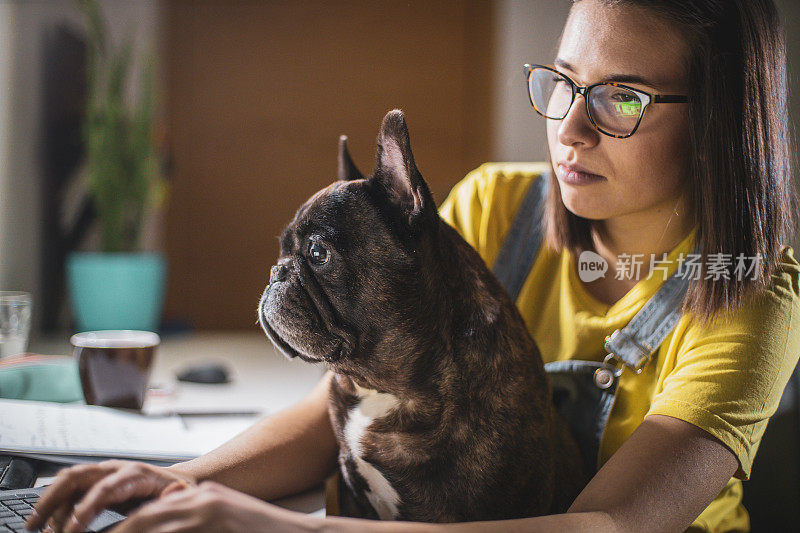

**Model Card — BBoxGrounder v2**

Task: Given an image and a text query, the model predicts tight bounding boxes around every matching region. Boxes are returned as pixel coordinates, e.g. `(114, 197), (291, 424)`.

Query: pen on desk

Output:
(145, 410), (263, 417)
(176, 410), (263, 417)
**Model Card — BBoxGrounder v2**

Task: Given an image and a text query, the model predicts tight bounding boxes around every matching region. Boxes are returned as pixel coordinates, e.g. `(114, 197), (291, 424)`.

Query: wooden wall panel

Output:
(163, 0), (494, 329)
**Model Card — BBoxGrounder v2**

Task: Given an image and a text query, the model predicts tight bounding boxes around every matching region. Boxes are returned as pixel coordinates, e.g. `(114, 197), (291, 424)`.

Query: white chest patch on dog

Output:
(344, 385), (402, 520)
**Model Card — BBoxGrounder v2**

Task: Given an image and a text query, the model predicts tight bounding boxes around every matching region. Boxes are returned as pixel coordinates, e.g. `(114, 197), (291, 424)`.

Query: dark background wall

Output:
(162, 0), (494, 329)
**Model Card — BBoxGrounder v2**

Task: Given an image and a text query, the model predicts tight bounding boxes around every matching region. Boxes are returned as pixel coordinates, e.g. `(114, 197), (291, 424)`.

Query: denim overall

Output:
(492, 171), (694, 478)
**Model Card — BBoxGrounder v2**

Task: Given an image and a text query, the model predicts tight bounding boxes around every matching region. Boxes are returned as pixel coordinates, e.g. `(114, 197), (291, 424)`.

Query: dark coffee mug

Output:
(71, 330), (160, 410)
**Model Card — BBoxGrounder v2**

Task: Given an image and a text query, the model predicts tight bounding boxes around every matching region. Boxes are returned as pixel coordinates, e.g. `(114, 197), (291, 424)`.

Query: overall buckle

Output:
(594, 353), (623, 389)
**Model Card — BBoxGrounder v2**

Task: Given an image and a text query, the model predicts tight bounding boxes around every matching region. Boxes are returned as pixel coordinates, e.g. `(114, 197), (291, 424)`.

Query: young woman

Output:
(28, 0), (799, 531)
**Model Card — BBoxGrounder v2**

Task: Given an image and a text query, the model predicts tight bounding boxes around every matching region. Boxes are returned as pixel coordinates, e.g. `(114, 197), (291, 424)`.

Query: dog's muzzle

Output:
(269, 260), (290, 284)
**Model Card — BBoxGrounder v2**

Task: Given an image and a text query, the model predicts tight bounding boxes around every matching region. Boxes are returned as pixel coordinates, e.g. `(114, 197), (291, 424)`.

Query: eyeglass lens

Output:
(528, 67), (642, 136)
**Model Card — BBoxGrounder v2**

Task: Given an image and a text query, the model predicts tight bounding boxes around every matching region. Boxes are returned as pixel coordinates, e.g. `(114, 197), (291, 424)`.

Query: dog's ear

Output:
(371, 110), (435, 232)
(338, 135), (364, 181)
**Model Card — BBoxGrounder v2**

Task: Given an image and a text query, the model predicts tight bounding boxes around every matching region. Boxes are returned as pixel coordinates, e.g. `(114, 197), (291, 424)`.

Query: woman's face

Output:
(548, 0), (692, 223)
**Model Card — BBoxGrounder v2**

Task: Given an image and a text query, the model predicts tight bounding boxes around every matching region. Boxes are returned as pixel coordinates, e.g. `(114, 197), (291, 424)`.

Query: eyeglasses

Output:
(523, 64), (688, 138)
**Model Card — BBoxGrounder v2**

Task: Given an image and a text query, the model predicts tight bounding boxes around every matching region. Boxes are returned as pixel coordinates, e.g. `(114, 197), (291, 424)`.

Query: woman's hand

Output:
(106, 480), (321, 533)
(25, 459), (197, 533)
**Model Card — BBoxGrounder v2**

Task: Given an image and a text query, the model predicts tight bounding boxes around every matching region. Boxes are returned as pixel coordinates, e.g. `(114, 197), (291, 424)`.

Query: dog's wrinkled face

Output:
(258, 110), (438, 378)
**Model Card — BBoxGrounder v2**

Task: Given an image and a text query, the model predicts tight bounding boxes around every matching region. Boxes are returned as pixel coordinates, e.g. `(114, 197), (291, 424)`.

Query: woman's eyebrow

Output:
(554, 58), (663, 90)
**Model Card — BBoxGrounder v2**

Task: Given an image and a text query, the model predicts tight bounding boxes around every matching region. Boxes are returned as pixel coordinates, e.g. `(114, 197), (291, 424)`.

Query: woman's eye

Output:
(611, 92), (637, 102)
(308, 241), (329, 265)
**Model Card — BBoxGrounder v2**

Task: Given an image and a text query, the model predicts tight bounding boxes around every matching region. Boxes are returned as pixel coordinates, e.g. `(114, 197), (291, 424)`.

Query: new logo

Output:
(578, 250), (608, 282)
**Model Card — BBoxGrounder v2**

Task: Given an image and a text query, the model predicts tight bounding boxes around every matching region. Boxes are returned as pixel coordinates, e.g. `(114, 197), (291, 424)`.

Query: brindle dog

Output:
(259, 110), (584, 522)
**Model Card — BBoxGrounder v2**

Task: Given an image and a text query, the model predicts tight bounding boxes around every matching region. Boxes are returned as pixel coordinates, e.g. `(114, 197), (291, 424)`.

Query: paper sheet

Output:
(0, 399), (255, 461)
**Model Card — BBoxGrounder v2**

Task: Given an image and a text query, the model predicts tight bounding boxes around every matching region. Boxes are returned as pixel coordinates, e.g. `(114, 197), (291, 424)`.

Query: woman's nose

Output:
(555, 94), (600, 148)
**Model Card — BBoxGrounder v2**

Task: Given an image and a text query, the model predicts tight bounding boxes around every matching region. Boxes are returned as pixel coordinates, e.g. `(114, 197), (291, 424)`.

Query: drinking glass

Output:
(0, 291), (32, 359)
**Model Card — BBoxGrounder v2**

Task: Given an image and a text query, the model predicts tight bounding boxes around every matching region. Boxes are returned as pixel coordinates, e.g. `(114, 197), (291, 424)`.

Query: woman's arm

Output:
(564, 414), (738, 531)
(28, 371), (340, 532)
(315, 413), (738, 532)
(83, 397), (737, 532)
(167, 370), (339, 501)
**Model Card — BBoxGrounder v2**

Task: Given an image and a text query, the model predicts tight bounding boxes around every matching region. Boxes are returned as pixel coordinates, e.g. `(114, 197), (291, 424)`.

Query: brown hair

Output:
(548, 0), (799, 321)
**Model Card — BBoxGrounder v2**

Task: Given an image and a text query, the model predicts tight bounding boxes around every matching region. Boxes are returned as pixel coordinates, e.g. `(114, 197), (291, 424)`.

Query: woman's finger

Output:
(107, 497), (198, 533)
(26, 462), (116, 530)
(160, 479), (192, 497)
(64, 463), (165, 533)
(46, 502), (78, 533)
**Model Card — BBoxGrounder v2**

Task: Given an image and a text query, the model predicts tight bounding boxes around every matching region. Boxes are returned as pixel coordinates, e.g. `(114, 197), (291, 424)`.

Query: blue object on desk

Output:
(0, 358), (84, 403)
(67, 251), (166, 332)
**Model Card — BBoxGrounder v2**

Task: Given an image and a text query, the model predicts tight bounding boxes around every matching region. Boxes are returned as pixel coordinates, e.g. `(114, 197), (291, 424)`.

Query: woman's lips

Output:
(556, 164), (606, 185)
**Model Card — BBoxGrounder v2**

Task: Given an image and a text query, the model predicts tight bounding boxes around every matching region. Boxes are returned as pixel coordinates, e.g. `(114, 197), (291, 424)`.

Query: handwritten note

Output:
(0, 399), (253, 461)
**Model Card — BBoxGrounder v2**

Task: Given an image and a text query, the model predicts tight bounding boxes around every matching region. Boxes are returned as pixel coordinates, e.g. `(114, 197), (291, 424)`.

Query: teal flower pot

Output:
(67, 252), (167, 332)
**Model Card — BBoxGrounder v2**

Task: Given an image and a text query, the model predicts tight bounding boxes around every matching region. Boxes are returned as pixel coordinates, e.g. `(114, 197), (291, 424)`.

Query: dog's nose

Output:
(270, 263), (288, 284)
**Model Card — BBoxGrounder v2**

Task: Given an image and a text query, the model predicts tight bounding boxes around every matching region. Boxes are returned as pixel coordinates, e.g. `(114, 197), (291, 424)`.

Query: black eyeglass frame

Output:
(523, 63), (688, 138)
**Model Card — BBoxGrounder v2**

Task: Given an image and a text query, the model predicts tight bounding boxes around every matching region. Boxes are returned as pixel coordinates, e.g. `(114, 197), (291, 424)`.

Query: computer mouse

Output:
(176, 362), (231, 384)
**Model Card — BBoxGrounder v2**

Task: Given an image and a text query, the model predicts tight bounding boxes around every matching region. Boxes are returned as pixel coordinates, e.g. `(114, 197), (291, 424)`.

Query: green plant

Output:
(80, 0), (165, 253)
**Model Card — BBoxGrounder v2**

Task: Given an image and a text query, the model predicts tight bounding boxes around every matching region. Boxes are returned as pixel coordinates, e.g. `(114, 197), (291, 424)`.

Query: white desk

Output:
(28, 331), (329, 516)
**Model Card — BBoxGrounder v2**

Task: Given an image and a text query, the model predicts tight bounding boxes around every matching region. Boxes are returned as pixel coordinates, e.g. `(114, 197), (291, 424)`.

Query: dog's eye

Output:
(308, 241), (329, 265)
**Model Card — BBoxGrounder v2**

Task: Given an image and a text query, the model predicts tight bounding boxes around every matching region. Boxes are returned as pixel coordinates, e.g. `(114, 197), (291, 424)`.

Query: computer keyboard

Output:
(0, 487), (125, 532)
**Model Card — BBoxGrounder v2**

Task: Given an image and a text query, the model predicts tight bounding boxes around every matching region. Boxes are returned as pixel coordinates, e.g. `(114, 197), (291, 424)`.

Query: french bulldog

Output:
(258, 110), (584, 522)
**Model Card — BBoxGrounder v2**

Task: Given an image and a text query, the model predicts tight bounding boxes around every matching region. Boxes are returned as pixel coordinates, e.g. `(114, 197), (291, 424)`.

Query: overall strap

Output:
(603, 253), (696, 374)
(492, 171), (550, 300)
(491, 169), (696, 374)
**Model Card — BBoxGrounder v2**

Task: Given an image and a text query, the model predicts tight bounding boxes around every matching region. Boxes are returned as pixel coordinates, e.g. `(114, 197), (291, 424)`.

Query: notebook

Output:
(0, 399), (254, 462)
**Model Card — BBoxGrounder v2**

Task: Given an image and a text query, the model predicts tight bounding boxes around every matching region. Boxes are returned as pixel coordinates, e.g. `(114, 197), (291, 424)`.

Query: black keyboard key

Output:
(0, 492), (24, 501)
(0, 457), (36, 492)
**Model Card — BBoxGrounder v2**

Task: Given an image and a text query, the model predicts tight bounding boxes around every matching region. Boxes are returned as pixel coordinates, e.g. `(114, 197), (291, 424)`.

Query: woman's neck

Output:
(581, 193), (694, 301)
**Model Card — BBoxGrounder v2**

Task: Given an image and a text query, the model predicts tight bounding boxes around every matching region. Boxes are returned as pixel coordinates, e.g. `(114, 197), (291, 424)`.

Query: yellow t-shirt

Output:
(438, 162), (800, 532)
